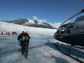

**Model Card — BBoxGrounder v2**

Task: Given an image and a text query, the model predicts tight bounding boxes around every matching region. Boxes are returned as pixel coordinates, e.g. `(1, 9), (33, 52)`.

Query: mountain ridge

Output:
(2, 18), (56, 29)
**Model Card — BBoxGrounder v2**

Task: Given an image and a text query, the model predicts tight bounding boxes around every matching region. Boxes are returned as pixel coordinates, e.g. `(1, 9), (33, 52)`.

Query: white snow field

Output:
(0, 21), (84, 63)
(0, 21), (57, 36)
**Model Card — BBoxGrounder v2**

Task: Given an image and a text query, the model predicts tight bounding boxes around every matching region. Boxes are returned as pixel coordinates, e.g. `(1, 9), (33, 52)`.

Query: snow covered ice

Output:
(0, 21), (84, 63)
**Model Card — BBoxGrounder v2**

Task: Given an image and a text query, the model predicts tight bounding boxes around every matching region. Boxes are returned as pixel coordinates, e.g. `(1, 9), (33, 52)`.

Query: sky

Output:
(0, 0), (84, 24)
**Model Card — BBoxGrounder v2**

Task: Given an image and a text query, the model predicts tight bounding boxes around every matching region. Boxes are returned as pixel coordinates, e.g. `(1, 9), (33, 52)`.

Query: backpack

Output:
(21, 35), (29, 41)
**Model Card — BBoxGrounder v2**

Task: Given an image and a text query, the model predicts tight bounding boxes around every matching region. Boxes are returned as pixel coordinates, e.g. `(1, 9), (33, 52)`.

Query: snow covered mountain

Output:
(4, 18), (55, 29)
(0, 21), (56, 36)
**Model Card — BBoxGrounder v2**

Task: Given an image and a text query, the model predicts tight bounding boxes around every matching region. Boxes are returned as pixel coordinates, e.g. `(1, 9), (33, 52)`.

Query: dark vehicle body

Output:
(54, 9), (84, 46)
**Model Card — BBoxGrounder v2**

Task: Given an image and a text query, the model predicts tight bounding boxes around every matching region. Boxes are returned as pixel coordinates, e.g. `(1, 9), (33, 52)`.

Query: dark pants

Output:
(21, 43), (29, 57)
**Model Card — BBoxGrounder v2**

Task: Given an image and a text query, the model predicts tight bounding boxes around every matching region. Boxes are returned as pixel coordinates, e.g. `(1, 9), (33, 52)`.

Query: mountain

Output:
(5, 18), (29, 25)
(25, 20), (54, 28)
(4, 18), (55, 29)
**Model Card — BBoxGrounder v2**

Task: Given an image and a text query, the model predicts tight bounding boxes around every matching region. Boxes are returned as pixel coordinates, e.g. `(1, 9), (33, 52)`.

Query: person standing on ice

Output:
(18, 31), (30, 59)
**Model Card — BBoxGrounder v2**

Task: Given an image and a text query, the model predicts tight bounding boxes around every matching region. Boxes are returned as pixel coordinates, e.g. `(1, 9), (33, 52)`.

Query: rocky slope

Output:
(4, 18), (55, 29)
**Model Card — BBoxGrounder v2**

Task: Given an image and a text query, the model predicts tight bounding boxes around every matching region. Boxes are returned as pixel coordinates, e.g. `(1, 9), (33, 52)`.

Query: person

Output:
(1, 32), (3, 35)
(12, 31), (17, 35)
(18, 31), (30, 59)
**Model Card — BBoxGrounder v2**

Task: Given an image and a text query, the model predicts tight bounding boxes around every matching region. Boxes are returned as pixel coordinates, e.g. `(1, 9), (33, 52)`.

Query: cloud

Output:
(22, 15), (24, 18)
(33, 16), (38, 20)
(32, 16), (61, 28)
(33, 16), (46, 23)
(43, 19), (46, 22)
(49, 22), (61, 28)
(49, 20), (71, 28)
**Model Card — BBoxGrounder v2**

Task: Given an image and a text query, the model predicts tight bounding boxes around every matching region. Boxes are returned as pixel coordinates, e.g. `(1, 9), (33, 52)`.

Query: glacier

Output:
(0, 21), (84, 63)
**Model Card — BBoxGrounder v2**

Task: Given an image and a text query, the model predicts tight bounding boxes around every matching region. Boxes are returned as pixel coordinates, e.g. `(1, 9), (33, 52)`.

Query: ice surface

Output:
(0, 35), (83, 63)
(0, 21), (84, 63)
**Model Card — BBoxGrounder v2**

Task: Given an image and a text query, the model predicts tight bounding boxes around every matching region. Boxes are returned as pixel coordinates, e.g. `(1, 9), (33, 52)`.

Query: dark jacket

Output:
(18, 33), (30, 46)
